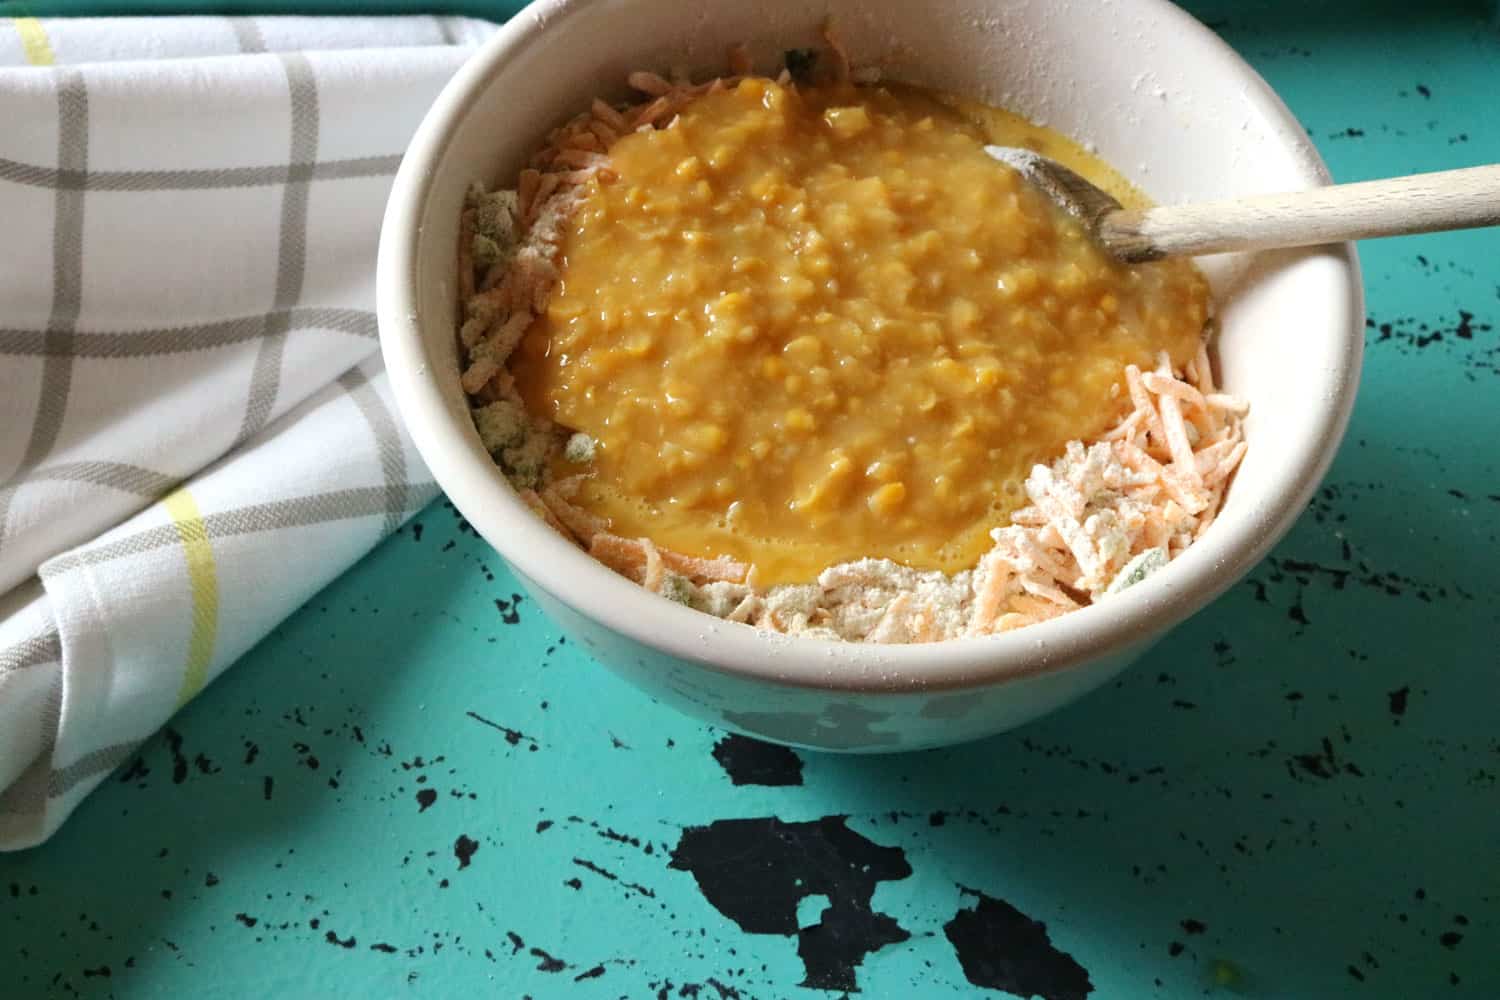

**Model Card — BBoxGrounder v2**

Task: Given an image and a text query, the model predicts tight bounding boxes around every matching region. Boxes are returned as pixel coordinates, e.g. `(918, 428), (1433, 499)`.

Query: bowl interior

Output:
(380, 0), (1362, 691)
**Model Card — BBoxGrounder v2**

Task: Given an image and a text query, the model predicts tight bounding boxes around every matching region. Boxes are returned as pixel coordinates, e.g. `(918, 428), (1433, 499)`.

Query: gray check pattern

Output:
(0, 15), (491, 850)
(0, 154), (404, 192)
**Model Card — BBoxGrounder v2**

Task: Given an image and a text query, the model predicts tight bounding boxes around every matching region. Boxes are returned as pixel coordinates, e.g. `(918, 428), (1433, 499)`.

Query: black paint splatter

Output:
(416, 789), (437, 813)
(573, 857), (619, 881)
(710, 734), (804, 786)
(494, 594), (524, 625)
(1388, 686), (1410, 719)
(943, 886), (1094, 1000)
(1289, 737), (1363, 781)
(291, 741), (320, 770)
(1456, 310), (1475, 339)
(164, 728), (189, 784)
(325, 930), (356, 949)
(118, 756), (149, 783)
(669, 816), (911, 991)
(465, 710), (539, 751)
(454, 834), (480, 869)
(1365, 308), (1496, 370)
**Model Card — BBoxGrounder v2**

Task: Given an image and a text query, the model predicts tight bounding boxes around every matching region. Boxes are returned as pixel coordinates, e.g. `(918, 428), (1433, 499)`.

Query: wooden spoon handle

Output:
(1100, 164), (1500, 261)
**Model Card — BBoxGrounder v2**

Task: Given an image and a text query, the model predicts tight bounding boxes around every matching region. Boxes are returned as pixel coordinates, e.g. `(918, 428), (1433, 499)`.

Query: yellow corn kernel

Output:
(707, 144), (735, 169)
(1057, 261), (1088, 292)
(801, 254), (834, 278)
(1000, 266), (1041, 300)
(783, 335), (824, 364)
(785, 275), (816, 301)
(784, 408), (815, 432)
(665, 394), (698, 417)
(823, 105), (872, 138)
(797, 453), (853, 511)
(748, 174), (781, 202)
(686, 423), (727, 452)
(950, 298), (980, 330)
(867, 481), (907, 516)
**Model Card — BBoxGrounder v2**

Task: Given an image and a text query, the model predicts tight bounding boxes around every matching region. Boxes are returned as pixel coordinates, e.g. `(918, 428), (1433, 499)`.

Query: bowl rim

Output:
(377, 0), (1365, 694)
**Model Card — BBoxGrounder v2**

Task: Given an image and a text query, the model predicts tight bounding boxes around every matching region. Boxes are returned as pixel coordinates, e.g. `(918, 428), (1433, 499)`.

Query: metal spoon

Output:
(984, 145), (1500, 263)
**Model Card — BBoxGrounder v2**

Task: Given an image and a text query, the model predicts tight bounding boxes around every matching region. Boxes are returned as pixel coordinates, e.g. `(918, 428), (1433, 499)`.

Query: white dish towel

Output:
(0, 15), (495, 850)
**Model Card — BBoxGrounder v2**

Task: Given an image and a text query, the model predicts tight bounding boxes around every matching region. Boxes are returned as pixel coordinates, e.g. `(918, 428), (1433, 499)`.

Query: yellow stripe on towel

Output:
(163, 489), (219, 707)
(11, 17), (56, 66)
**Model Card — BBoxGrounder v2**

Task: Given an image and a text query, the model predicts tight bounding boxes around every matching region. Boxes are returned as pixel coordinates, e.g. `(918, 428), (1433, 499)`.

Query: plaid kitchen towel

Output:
(0, 15), (495, 850)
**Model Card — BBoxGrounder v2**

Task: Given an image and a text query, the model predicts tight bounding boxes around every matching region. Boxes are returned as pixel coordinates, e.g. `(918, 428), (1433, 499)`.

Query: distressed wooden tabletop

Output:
(3, 1), (1498, 997)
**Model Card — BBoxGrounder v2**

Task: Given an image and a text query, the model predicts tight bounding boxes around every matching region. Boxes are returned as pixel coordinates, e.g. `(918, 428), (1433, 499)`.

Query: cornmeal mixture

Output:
(458, 38), (1247, 643)
(511, 77), (1209, 584)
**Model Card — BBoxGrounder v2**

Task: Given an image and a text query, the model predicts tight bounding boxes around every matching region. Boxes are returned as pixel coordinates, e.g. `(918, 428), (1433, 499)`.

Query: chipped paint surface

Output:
(2, 2), (1499, 996)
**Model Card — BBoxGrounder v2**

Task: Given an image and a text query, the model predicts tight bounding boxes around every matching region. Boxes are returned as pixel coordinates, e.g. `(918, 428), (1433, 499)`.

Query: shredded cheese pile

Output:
(458, 44), (1248, 644)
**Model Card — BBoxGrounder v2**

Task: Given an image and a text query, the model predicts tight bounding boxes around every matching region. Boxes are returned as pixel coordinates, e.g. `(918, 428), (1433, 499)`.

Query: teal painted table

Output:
(4, 2), (1499, 997)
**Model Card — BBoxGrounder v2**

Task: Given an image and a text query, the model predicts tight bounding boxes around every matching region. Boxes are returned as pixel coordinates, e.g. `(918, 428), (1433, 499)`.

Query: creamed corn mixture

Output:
(458, 40), (1244, 643)
(511, 77), (1210, 584)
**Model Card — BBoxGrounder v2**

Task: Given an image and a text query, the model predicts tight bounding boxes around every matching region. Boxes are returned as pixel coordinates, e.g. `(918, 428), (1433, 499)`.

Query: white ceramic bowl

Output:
(378, 0), (1363, 751)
